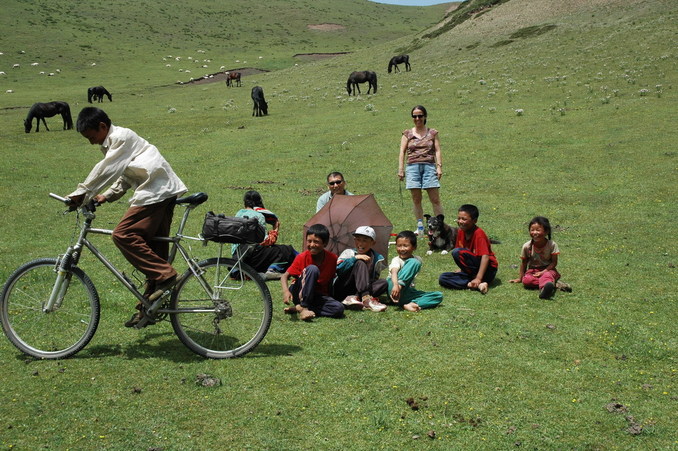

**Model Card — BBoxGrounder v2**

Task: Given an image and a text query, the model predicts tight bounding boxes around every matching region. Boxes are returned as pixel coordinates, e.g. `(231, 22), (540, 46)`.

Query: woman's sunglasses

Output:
(412, 114), (425, 119)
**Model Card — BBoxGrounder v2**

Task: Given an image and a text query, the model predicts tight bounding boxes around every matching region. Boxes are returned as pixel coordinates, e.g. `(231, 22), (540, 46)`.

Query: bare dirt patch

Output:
(307, 23), (345, 31)
(178, 67), (268, 85)
(293, 52), (351, 61)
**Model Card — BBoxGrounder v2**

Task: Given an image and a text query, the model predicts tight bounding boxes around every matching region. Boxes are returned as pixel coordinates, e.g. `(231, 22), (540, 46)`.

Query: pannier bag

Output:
(201, 211), (266, 244)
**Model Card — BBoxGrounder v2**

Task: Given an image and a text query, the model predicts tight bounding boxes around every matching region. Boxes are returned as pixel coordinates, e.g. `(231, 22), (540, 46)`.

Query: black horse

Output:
(346, 71), (378, 96)
(24, 101), (73, 133)
(388, 55), (411, 73)
(225, 71), (242, 87)
(87, 86), (112, 103)
(251, 86), (268, 117)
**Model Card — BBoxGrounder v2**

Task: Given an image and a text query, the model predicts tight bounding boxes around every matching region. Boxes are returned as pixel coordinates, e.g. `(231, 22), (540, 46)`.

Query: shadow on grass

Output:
(10, 332), (303, 363)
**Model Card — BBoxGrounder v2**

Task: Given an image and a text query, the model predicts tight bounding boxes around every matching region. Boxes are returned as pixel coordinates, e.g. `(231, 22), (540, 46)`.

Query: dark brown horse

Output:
(251, 86), (268, 117)
(388, 55), (411, 73)
(87, 86), (112, 103)
(346, 71), (377, 96)
(225, 71), (242, 87)
(24, 101), (73, 133)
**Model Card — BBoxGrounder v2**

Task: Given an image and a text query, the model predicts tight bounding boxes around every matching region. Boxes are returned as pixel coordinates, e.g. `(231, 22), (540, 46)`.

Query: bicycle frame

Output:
(45, 193), (250, 316)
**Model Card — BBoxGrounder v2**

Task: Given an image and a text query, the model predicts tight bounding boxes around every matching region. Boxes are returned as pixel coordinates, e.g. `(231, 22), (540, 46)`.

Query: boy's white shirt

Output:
(69, 124), (187, 206)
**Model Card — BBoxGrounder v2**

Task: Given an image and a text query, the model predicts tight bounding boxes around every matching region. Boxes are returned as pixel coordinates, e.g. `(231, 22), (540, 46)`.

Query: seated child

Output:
(388, 231), (443, 312)
(335, 226), (388, 312)
(439, 204), (498, 294)
(509, 216), (571, 299)
(280, 224), (344, 321)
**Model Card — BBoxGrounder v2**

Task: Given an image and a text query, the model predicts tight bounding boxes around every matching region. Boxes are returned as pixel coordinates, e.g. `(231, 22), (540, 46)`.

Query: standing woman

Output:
(397, 105), (443, 232)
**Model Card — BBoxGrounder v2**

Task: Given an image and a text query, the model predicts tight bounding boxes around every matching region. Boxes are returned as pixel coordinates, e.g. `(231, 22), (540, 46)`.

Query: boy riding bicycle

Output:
(66, 107), (187, 327)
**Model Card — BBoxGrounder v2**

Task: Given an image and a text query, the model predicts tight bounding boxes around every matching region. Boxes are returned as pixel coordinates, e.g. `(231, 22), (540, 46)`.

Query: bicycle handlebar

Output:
(49, 193), (99, 212)
(49, 193), (72, 204)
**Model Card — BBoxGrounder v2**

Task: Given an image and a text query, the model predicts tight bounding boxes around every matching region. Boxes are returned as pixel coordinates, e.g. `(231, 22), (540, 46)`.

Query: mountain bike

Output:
(0, 192), (272, 359)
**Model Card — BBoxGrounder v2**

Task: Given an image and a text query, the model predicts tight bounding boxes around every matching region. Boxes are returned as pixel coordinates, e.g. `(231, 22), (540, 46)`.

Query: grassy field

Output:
(1, 0), (676, 449)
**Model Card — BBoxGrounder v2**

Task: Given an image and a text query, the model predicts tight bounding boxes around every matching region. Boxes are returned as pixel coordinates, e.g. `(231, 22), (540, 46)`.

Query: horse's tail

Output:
(373, 73), (378, 94)
(87, 88), (93, 103)
(63, 103), (73, 130)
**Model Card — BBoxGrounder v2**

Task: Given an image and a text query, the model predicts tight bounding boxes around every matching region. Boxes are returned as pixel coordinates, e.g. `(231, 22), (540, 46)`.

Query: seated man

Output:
(316, 171), (353, 212)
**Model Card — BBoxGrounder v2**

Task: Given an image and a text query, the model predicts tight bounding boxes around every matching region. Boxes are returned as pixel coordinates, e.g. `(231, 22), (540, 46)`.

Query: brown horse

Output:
(225, 71), (242, 87)
(346, 71), (377, 96)
(24, 101), (73, 133)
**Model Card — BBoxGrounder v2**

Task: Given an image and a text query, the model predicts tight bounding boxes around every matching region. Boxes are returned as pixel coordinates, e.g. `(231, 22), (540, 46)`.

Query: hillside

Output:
(0, 0), (448, 100)
(0, 0), (676, 449)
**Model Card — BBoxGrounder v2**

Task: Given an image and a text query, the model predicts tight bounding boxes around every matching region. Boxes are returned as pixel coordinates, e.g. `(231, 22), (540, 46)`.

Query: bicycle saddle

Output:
(176, 192), (208, 206)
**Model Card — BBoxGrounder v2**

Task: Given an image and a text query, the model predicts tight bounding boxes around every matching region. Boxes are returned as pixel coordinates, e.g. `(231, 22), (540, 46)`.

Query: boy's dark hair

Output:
(243, 190), (264, 209)
(396, 230), (417, 248)
(307, 223), (330, 245)
(459, 204), (480, 220)
(326, 171), (345, 183)
(76, 107), (111, 132)
(529, 216), (552, 240)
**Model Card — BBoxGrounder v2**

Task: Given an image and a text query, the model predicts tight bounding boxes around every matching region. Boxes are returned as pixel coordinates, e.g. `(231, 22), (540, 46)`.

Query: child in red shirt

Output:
(439, 204), (498, 294)
(280, 224), (344, 320)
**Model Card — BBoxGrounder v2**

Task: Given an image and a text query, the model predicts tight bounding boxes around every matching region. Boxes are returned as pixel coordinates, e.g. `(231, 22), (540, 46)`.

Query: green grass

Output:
(1, 0), (677, 449)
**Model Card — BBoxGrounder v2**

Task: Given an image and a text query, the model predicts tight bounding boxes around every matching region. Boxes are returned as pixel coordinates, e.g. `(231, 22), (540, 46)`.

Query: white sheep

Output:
(0, 71), (5, 75)
(13, 63), (20, 68)
(31, 62), (39, 66)
(6, 89), (14, 93)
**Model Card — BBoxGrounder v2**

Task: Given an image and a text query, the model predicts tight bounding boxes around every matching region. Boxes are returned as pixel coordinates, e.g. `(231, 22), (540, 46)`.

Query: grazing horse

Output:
(225, 71), (242, 87)
(24, 101), (73, 133)
(346, 71), (378, 96)
(388, 54), (411, 73)
(87, 86), (112, 103)
(251, 86), (268, 117)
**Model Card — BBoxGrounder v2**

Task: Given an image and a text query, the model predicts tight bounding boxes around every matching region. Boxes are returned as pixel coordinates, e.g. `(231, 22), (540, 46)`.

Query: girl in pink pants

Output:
(509, 216), (564, 299)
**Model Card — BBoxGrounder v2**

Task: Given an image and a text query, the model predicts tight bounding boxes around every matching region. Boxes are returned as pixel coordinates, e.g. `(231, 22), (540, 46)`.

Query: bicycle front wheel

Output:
(0, 258), (100, 359)
(170, 257), (272, 358)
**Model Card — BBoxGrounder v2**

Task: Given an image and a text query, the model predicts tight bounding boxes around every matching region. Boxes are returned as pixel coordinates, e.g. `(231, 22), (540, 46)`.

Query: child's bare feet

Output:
(299, 308), (316, 321)
(478, 282), (488, 294)
(403, 302), (421, 312)
(284, 304), (302, 315)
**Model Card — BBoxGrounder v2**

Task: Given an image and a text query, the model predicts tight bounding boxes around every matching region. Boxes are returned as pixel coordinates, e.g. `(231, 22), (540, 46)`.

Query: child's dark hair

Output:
(458, 204), (479, 220)
(76, 107), (111, 132)
(529, 216), (552, 240)
(307, 224), (330, 245)
(243, 190), (264, 209)
(396, 230), (417, 248)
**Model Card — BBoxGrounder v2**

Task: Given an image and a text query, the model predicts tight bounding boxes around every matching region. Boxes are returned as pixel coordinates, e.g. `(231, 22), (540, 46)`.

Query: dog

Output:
(424, 214), (457, 255)
(424, 214), (501, 255)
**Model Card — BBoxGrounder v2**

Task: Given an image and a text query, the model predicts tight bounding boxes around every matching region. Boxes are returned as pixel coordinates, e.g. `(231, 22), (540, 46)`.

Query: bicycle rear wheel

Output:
(170, 257), (272, 358)
(0, 258), (100, 359)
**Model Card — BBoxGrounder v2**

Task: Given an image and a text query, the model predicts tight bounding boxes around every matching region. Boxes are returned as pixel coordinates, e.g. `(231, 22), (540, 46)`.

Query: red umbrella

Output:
(303, 194), (393, 259)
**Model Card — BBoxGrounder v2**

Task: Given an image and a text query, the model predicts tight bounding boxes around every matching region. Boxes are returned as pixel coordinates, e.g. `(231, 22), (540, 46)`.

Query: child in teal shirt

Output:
(388, 231), (443, 312)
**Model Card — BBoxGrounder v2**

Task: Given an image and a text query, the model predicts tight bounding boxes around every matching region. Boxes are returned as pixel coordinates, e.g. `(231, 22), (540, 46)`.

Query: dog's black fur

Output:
(424, 214), (457, 255)
(424, 213), (500, 255)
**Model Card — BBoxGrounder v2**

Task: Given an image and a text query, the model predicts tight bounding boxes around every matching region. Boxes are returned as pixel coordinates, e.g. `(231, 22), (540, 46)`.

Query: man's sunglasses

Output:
(328, 180), (344, 186)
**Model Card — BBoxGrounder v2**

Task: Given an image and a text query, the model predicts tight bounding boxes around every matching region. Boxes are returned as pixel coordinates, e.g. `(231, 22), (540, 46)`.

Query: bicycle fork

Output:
(44, 249), (77, 313)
